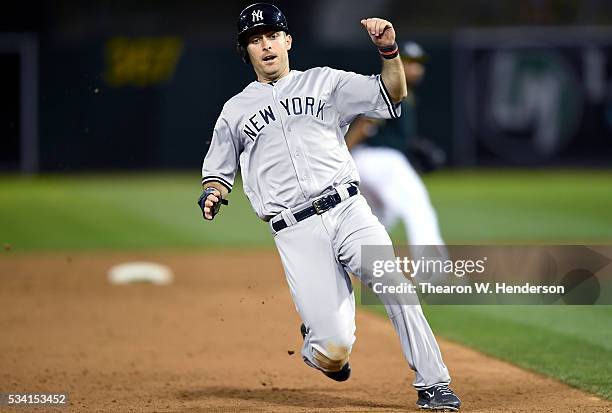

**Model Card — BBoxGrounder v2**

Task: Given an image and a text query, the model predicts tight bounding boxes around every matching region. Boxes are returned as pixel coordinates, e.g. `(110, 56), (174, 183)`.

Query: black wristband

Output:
(378, 42), (399, 59)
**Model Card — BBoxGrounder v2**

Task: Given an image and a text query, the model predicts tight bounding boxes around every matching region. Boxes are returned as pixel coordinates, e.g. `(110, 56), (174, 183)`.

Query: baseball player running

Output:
(197, 3), (461, 410)
(345, 42), (447, 266)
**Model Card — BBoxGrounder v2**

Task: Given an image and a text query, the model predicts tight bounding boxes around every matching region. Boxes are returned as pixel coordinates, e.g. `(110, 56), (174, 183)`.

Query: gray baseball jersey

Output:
(201, 67), (399, 219)
(200, 65), (451, 390)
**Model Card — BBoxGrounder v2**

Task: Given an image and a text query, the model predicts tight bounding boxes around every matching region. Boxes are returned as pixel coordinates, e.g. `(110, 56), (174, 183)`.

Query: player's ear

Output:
(285, 33), (292, 51)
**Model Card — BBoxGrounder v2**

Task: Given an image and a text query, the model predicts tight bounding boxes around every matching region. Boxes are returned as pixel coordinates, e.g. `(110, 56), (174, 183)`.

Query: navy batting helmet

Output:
(236, 3), (290, 64)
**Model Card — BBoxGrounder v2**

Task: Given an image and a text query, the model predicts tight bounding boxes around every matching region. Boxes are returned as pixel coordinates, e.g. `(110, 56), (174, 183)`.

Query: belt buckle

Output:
(312, 195), (334, 215)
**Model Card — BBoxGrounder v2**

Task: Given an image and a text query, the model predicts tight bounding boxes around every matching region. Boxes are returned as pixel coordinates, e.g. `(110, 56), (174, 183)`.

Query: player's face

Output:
(403, 61), (425, 86)
(246, 30), (292, 82)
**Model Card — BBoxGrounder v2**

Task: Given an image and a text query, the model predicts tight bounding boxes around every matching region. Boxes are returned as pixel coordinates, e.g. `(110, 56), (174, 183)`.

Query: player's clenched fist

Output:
(203, 190), (219, 220)
(360, 18), (396, 48)
(197, 187), (228, 220)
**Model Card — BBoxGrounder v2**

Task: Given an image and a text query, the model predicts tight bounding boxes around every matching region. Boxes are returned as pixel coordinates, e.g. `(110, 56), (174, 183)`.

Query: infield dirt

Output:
(1, 251), (610, 412)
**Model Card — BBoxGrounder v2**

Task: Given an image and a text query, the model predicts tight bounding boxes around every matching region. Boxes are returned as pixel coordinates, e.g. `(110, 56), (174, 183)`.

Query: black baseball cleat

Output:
(416, 384), (461, 411)
(300, 323), (351, 382)
(323, 361), (351, 382)
(300, 323), (308, 339)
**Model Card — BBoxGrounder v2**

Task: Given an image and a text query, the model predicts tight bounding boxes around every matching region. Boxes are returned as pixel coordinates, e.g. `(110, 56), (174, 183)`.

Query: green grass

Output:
(365, 302), (612, 400)
(2, 169), (612, 251)
(389, 169), (612, 243)
(0, 172), (274, 251)
(1, 169), (611, 399)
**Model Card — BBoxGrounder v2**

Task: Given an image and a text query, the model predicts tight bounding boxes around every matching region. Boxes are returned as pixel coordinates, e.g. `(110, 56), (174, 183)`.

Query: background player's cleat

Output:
(416, 384), (461, 411)
(300, 323), (352, 382)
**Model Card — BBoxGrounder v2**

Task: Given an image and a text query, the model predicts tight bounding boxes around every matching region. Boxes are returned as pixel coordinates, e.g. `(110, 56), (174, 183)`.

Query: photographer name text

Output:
(372, 282), (565, 295)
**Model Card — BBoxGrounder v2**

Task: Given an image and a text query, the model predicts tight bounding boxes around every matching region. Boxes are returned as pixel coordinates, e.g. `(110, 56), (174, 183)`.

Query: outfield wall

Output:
(33, 31), (612, 171)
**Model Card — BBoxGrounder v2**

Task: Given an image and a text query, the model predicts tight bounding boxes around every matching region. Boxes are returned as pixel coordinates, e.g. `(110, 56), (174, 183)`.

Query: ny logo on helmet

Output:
(252, 10), (263, 22)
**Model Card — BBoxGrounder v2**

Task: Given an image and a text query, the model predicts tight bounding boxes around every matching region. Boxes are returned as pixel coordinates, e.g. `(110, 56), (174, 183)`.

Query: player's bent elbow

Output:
(392, 90), (408, 104)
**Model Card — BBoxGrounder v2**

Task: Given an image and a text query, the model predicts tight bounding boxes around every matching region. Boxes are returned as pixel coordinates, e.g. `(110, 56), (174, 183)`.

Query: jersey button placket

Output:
(288, 132), (306, 182)
(291, 135), (312, 189)
(281, 94), (312, 193)
(271, 84), (307, 199)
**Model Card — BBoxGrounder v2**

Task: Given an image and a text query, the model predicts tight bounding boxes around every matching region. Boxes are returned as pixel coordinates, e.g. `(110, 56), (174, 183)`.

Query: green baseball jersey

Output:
(364, 98), (416, 151)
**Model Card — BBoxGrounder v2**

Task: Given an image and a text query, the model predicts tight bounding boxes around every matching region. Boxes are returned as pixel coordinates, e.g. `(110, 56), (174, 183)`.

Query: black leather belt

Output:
(272, 184), (359, 232)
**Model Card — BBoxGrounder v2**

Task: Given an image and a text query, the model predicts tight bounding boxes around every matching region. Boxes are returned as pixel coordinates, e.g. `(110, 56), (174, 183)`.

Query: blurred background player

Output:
(346, 42), (446, 258)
